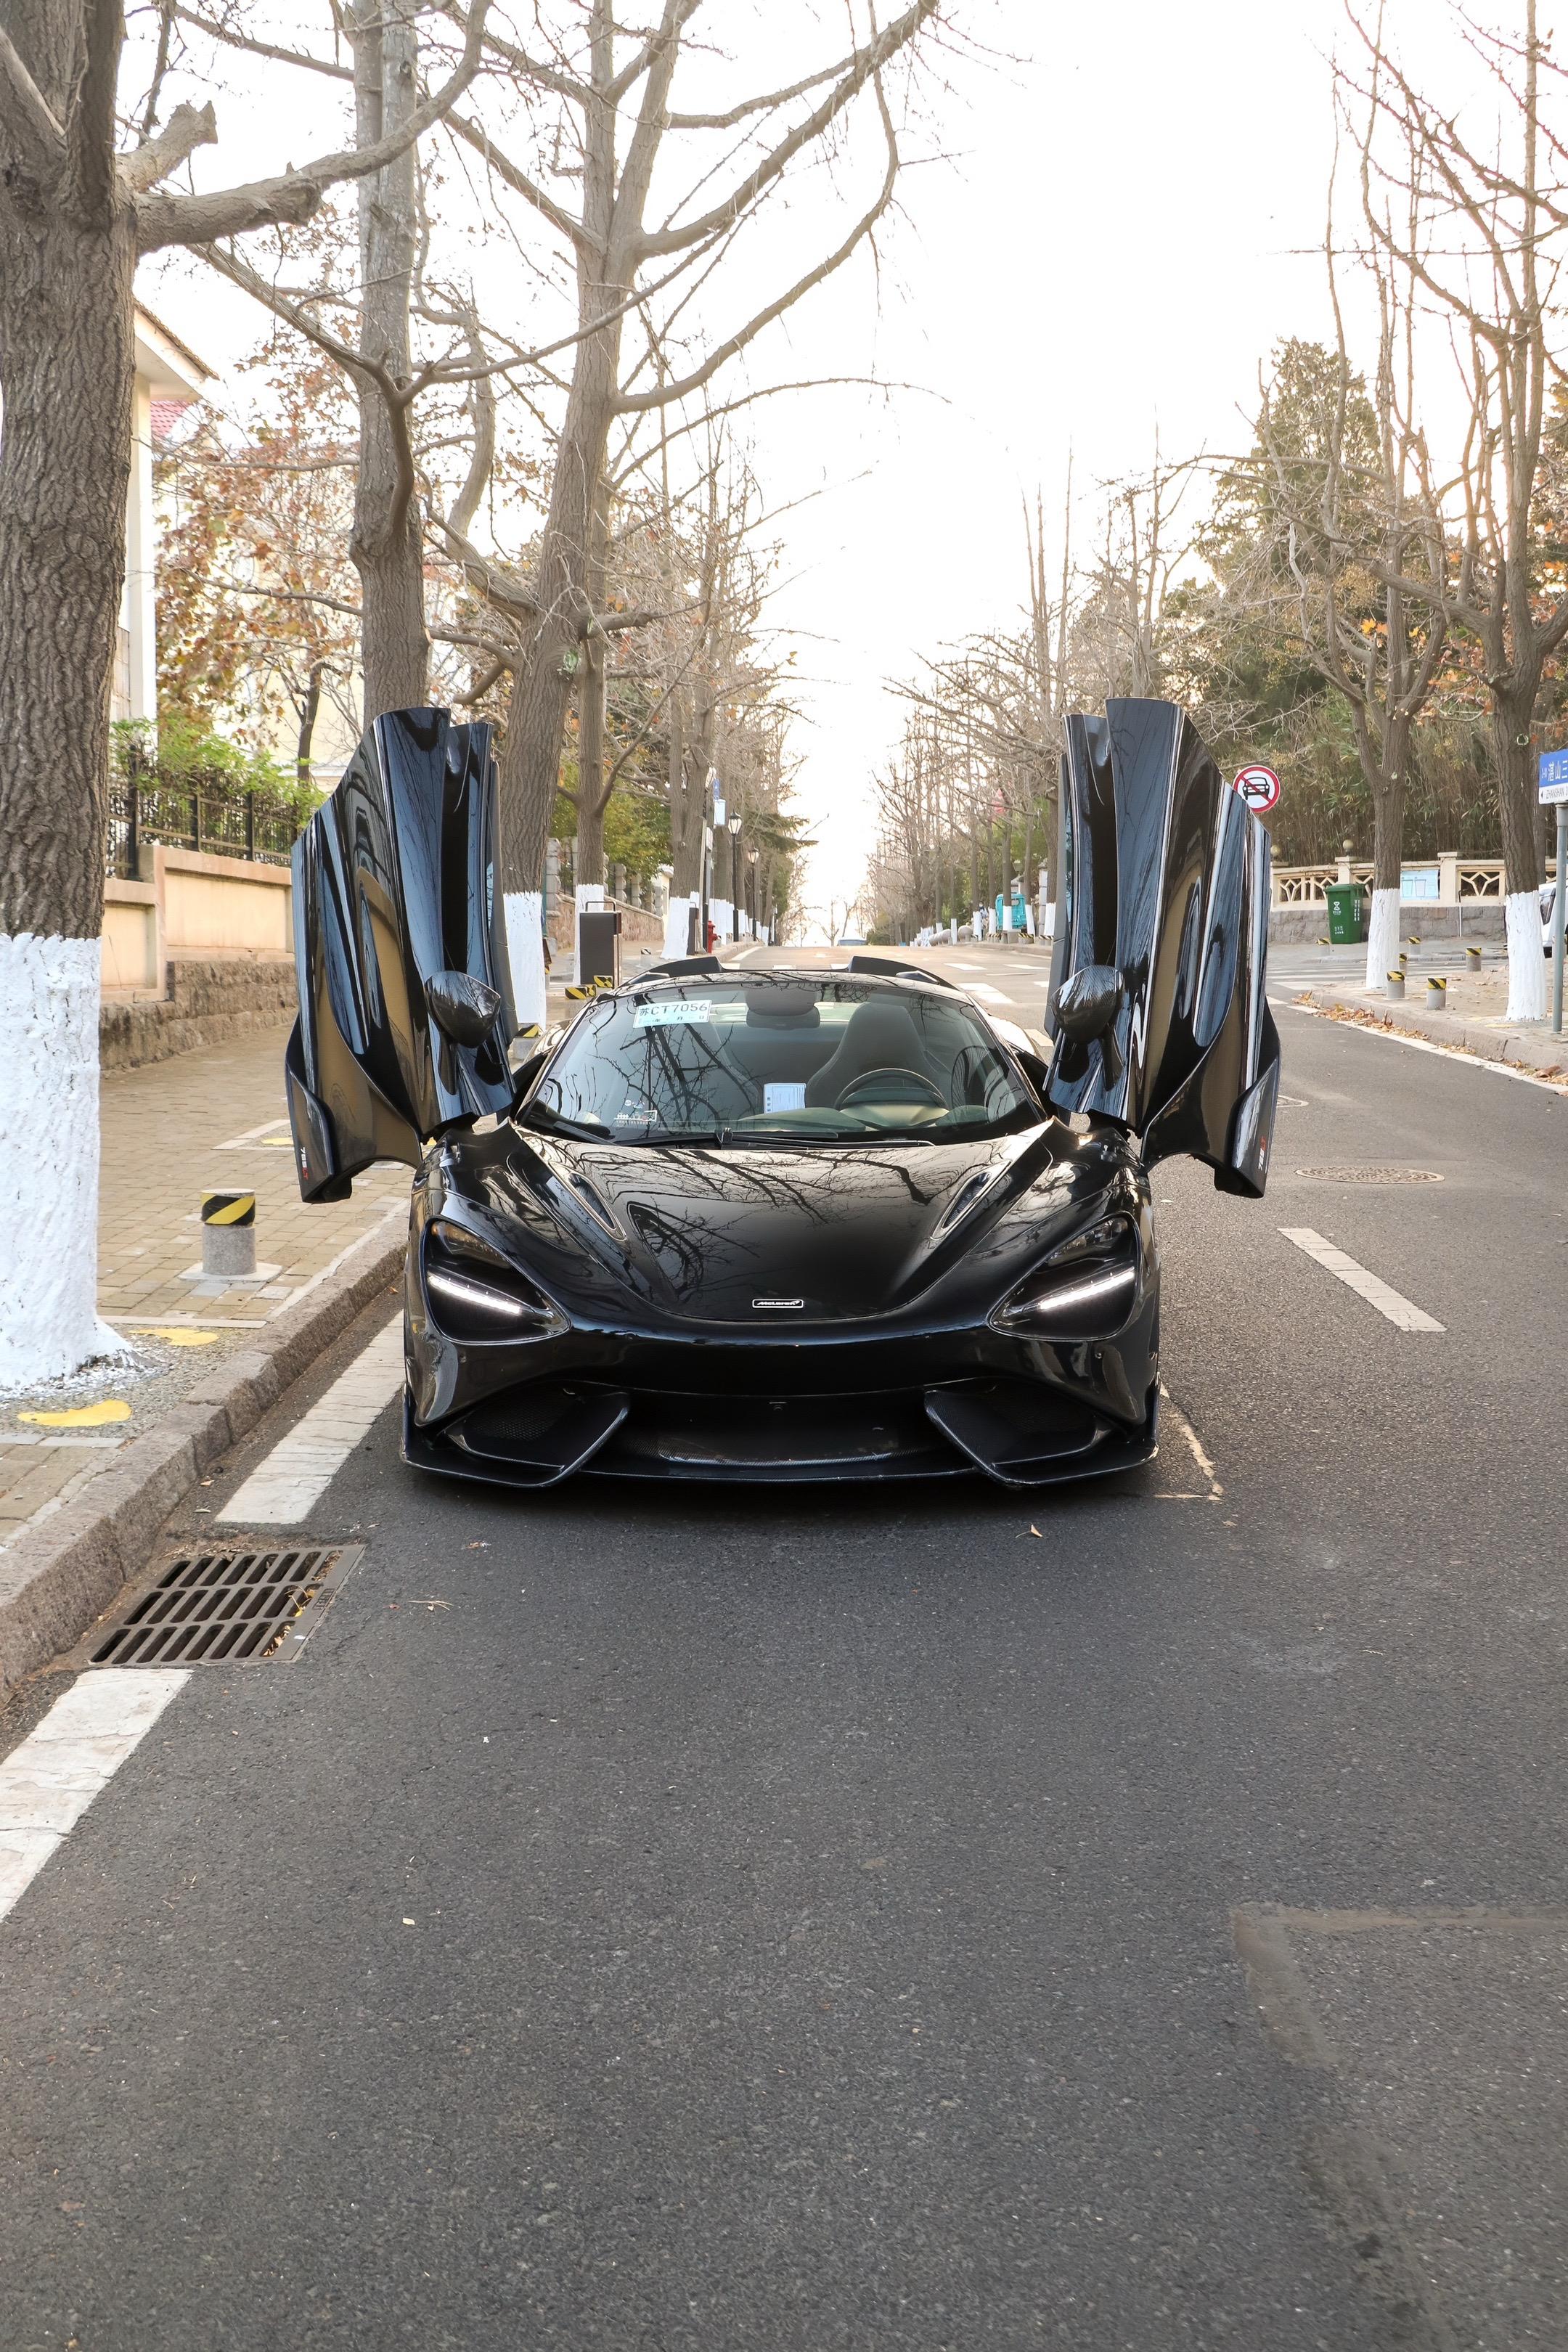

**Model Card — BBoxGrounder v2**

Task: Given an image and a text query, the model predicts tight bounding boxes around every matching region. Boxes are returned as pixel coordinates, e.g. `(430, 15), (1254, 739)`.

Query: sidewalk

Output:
(1293, 962), (1568, 1085)
(0, 1026), (411, 1553)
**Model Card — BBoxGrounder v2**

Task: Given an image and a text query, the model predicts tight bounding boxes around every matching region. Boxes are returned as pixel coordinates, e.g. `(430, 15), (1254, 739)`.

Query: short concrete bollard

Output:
(1386, 969), (1405, 1000)
(1426, 976), (1447, 1010)
(201, 1191), (256, 1278)
(1466, 943), (1482, 971)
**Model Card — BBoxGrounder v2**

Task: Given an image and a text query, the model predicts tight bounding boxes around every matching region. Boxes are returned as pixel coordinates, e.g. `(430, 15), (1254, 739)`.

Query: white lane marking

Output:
(1278, 1228), (1446, 1332)
(0, 1668), (188, 1922)
(1275, 997), (1568, 1096)
(219, 1315), (404, 1524)
(965, 981), (1014, 1005)
(1158, 1384), (1224, 1498)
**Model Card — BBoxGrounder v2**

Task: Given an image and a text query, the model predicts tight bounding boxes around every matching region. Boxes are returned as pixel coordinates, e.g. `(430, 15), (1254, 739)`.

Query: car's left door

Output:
(286, 709), (516, 1202)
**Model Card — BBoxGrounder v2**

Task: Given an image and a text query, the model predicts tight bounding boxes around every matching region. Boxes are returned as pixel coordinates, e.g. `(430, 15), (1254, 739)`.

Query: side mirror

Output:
(1054, 963), (1123, 1042)
(426, 969), (503, 1047)
(1053, 963), (1125, 1089)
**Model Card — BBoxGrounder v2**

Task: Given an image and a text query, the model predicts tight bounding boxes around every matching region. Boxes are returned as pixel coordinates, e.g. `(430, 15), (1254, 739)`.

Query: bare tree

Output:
(1345, 0), (1567, 1016)
(0, 0), (487, 1385)
(444, 0), (943, 1019)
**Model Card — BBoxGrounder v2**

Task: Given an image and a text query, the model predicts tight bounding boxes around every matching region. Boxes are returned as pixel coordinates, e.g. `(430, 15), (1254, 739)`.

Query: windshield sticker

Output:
(764, 1082), (807, 1113)
(634, 1000), (712, 1028)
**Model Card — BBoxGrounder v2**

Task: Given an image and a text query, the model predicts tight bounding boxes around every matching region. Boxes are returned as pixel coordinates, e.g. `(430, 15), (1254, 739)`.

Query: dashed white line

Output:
(0, 1669), (188, 1922)
(965, 981), (1014, 1005)
(1279, 1228), (1445, 1332)
(219, 1315), (405, 1525)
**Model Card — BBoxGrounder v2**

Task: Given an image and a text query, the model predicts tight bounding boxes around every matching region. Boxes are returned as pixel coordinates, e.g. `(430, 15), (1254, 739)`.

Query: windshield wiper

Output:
(522, 1103), (615, 1143)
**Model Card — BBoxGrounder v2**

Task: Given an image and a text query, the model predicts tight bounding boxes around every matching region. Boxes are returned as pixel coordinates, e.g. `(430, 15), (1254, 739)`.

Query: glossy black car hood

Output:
(471, 1119), (1106, 1327)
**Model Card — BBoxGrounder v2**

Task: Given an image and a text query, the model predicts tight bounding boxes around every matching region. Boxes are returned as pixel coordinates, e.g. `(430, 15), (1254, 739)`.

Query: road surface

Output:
(2, 946), (1566, 2350)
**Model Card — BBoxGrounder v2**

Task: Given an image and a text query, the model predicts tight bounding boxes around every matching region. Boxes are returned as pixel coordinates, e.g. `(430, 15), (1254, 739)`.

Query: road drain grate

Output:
(91, 1545), (363, 1666)
(1294, 1167), (1444, 1185)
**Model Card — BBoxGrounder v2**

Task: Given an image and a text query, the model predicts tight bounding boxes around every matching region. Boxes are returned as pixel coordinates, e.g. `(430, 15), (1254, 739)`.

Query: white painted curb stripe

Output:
(0, 1667), (188, 1922)
(218, 1315), (404, 1526)
(1279, 1228), (1445, 1332)
(1277, 996), (1568, 1095)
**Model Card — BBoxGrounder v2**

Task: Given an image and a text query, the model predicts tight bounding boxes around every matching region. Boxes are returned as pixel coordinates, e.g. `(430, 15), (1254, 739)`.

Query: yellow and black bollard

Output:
(1386, 968), (1405, 1001)
(201, 1191), (256, 1278)
(1426, 976), (1447, 1010)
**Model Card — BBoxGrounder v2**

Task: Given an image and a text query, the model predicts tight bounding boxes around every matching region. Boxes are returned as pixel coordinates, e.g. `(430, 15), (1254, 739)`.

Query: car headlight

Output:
(990, 1214), (1143, 1339)
(422, 1219), (568, 1342)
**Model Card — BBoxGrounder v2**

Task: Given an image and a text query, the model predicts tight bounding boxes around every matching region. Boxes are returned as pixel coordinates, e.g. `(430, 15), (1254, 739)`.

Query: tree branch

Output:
(615, 84), (899, 415)
(634, 0), (936, 261)
(121, 99), (216, 193)
(136, 0), (491, 252)
(0, 24), (64, 170)
(173, 7), (354, 81)
(446, 110), (589, 256)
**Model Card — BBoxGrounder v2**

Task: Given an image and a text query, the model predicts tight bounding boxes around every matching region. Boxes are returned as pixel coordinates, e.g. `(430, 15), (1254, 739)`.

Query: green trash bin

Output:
(1326, 881), (1366, 944)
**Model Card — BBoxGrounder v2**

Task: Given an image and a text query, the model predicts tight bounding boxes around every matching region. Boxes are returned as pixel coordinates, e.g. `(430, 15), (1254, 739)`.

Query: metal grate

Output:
(91, 1545), (361, 1667)
(1294, 1167), (1444, 1185)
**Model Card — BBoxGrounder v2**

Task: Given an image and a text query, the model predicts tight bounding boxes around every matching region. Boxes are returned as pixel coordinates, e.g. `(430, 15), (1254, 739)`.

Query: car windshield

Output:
(523, 976), (1040, 1147)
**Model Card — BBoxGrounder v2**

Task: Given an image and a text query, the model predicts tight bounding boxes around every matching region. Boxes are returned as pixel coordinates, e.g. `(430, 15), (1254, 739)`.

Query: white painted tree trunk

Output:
(711, 897), (733, 942)
(0, 934), (122, 1388)
(663, 892), (694, 958)
(1504, 889), (1548, 1022)
(503, 890), (547, 1032)
(1363, 887), (1401, 993)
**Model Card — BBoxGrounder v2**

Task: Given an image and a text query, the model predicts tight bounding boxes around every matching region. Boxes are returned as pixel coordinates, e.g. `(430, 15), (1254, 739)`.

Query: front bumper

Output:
(402, 1273), (1159, 1493)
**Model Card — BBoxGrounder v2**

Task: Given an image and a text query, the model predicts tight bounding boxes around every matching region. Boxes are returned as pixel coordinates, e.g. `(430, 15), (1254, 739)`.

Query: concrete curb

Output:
(1294, 989), (1568, 1084)
(0, 1220), (405, 1703)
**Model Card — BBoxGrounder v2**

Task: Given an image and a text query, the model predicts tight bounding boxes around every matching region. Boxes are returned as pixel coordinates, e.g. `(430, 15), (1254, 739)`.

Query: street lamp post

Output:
(746, 843), (759, 944)
(727, 810), (742, 942)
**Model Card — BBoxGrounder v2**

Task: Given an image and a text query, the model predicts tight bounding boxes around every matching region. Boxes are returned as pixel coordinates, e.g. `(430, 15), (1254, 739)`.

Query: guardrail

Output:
(1272, 856), (1506, 907)
(107, 767), (308, 879)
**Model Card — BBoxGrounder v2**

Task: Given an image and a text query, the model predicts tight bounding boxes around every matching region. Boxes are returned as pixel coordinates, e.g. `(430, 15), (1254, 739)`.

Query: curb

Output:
(0, 1219), (405, 1704)
(1294, 989), (1568, 1084)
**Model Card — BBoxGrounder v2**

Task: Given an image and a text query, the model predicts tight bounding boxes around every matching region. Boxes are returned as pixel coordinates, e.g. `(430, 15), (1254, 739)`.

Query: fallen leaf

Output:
(1029, 1524), (1042, 1538)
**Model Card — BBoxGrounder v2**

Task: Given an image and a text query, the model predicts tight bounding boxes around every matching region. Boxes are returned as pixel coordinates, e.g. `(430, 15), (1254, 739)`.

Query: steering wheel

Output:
(835, 1065), (947, 1111)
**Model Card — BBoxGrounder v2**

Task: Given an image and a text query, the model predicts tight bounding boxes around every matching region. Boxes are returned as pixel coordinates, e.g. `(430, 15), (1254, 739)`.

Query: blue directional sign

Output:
(1538, 747), (1568, 804)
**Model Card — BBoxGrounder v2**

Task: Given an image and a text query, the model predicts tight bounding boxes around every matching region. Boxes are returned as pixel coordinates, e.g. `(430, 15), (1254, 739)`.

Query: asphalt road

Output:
(3, 952), (1567, 2351)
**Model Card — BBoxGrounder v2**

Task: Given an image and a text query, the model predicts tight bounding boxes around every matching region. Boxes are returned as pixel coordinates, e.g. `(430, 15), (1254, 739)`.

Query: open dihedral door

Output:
(286, 709), (516, 1203)
(1045, 698), (1281, 1197)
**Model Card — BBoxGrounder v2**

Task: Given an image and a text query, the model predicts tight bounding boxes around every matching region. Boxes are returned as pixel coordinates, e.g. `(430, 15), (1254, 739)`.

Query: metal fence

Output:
(107, 758), (308, 878)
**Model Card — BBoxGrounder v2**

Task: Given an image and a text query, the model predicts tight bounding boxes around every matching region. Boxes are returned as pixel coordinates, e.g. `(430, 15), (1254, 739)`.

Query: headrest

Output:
(745, 986), (820, 1028)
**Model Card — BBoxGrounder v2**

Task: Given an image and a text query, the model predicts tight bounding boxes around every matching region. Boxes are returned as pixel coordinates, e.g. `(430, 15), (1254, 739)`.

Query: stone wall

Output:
(1268, 902), (1507, 947)
(100, 955), (298, 1071)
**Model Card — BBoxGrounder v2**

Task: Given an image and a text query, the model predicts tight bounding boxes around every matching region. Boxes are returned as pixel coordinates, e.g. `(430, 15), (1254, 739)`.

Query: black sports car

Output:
(285, 698), (1280, 1490)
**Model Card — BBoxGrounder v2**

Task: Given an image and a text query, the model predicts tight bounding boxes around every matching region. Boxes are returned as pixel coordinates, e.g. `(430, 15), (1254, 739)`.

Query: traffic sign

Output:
(1538, 747), (1568, 805)
(1233, 764), (1282, 815)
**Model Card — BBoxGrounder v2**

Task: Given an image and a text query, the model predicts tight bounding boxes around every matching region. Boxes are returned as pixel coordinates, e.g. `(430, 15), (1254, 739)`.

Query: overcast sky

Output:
(140, 1), (1527, 916)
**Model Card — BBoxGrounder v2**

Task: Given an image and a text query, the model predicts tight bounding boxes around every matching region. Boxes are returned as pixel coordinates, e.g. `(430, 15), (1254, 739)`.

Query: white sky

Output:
(138, 0), (1524, 915)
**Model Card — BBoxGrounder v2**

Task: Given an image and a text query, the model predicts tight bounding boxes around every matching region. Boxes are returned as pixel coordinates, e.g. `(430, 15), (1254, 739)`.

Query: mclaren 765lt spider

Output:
(284, 697), (1281, 1492)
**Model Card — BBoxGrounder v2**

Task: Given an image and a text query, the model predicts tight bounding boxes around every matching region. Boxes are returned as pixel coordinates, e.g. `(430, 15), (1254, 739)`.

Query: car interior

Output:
(530, 980), (1033, 1140)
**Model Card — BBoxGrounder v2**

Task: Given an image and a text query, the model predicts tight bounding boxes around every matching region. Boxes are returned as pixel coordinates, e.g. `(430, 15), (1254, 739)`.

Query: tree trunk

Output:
(575, 653), (607, 891)
(0, 158), (135, 1382)
(296, 663), (324, 787)
(1494, 686), (1548, 1020)
(499, 330), (622, 1018)
(574, 488), (611, 889)
(351, 0), (428, 719)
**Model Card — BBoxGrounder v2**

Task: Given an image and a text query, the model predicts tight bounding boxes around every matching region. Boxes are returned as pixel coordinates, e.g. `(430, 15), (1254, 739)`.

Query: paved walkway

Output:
(0, 949), (669, 1559)
(1, 1026), (409, 1552)
(1292, 959), (1568, 1082)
